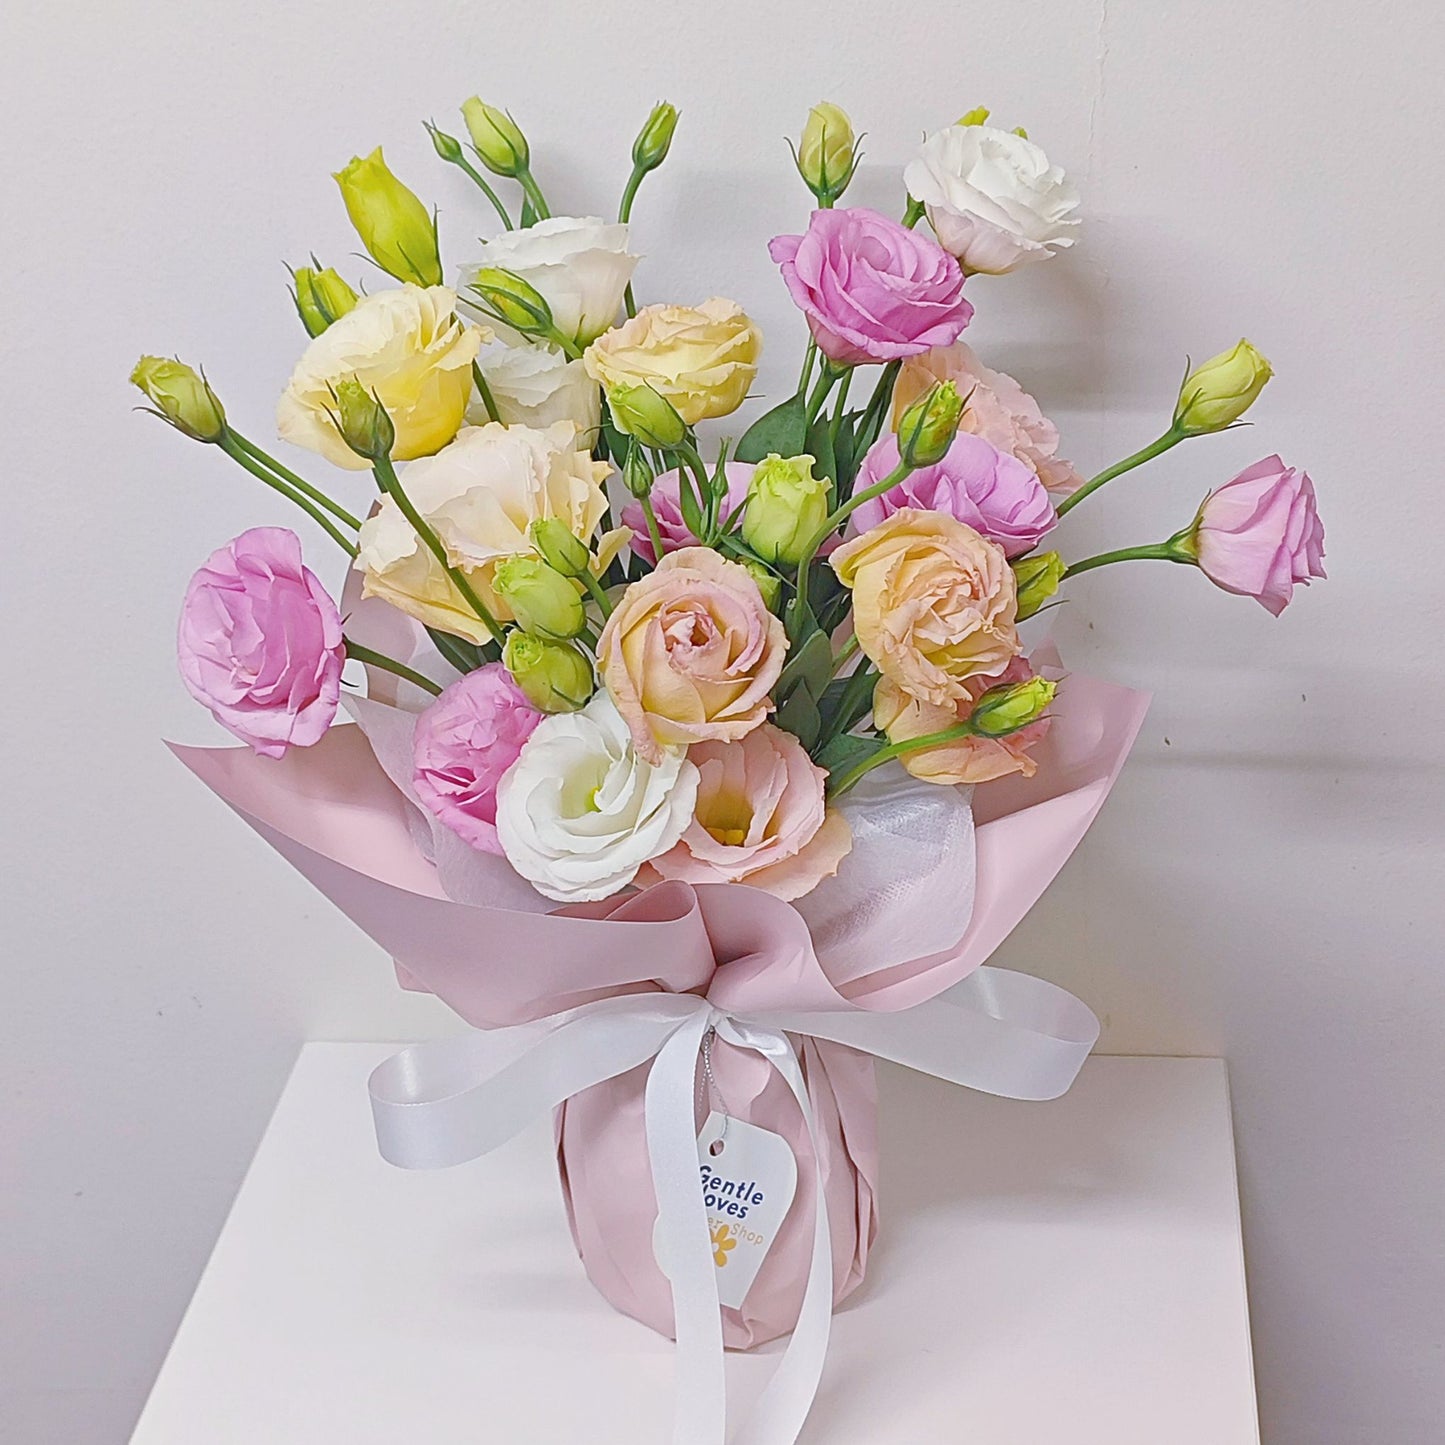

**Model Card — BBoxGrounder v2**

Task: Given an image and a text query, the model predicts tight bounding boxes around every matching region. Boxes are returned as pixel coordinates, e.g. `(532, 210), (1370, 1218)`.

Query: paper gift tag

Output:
(653, 1112), (798, 1309)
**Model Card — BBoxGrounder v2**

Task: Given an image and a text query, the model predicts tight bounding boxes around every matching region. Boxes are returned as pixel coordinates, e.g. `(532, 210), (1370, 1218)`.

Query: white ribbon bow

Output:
(369, 966), (1100, 1445)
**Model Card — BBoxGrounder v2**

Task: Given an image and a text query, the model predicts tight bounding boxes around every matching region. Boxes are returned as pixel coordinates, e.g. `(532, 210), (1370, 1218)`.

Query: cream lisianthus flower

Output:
(277, 285), (485, 469)
(469, 329), (601, 445)
(904, 125), (1080, 275)
(495, 691), (699, 902)
(460, 217), (639, 347)
(584, 298), (761, 426)
(354, 421), (626, 643)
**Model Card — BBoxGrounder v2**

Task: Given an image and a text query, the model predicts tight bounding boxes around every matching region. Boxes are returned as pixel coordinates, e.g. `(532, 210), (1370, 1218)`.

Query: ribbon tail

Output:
(370, 994), (699, 1169)
(646, 1010), (727, 1445)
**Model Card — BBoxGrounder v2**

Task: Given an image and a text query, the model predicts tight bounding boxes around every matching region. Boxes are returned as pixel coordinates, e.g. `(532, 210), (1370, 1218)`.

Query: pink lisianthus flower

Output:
(768, 208), (974, 365)
(1189, 455), (1326, 616)
(848, 430), (1056, 559)
(177, 526), (344, 758)
(893, 343), (1082, 498)
(621, 462), (755, 565)
(640, 724), (852, 900)
(411, 662), (545, 853)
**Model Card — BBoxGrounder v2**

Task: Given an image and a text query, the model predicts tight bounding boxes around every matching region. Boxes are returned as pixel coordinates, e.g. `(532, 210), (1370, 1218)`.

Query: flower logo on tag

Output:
(710, 1223), (737, 1268)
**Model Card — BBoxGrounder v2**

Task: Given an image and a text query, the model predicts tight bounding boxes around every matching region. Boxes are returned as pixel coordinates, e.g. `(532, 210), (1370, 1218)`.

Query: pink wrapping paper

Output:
(169, 666), (1147, 1347)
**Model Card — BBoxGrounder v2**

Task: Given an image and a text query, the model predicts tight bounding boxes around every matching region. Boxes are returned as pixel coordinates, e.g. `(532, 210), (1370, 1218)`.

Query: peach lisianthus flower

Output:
(640, 725), (852, 899)
(893, 342), (1081, 498)
(873, 657), (1051, 786)
(831, 508), (1020, 707)
(596, 547), (787, 763)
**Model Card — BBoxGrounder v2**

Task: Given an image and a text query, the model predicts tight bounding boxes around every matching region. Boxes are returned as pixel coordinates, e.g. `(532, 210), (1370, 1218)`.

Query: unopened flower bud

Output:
(606, 382), (687, 450)
(333, 148), (441, 288)
(425, 121), (465, 166)
(739, 558), (783, 613)
(1012, 550), (1066, 621)
(462, 98), (530, 178)
(896, 380), (964, 469)
(291, 264), (358, 337)
(130, 356), (227, 442)
(796, 102), (856, 204)
(632, 102), (679, 173)
(971, 675), (1057, 737)
(530, 518), (591, 578)
(330, 377), (395, 461)
(468, 265), (554, 335)
(622, 443), (655, 499)
(503, 632), (593, 713)
(1173, 340), (1273, 436)
(741, 453), (831, 566)
(956, 105), (991, 127)
(492, 556), (586, 640)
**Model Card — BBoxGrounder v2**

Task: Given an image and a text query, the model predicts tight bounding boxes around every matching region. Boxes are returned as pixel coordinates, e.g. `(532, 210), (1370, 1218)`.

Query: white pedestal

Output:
(130, 1047), (1258, 1444)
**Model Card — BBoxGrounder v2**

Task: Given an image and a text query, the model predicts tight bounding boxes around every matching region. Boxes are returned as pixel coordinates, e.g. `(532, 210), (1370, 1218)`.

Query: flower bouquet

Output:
(141, 95), (1324, 1441)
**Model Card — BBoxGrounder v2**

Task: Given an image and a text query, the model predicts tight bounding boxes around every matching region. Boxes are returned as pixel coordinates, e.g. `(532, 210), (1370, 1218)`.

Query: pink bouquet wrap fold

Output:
(170, 657), (1147, 1348)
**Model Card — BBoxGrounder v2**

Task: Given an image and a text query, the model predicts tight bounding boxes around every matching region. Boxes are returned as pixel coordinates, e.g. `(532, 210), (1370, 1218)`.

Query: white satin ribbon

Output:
(368, 966), (1100, 1445)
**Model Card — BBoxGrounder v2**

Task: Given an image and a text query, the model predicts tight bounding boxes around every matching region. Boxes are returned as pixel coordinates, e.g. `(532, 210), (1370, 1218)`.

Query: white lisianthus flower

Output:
(470, 329), (602, 446)
(460, 217), (640, 346)
(904, 126), (1080, 276)
(496, 692), (699, 902)
(277, 285), (485, 469)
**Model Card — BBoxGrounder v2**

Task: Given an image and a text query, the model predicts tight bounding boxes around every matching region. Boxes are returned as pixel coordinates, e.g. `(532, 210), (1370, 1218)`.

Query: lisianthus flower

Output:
(1187, 455), (1325, 616)
(641, 725), (852, 899)
(467, 328), (601, 445)
(904, 124), (1080, 275)
(411, 663), (544, 854)
(768, 208), (973, 365)
(596, 547), (788, 763)
(873, 656), (1052, 786)
(584, 298), (762, 425)
(849, 430), (1056, 559)
(276, 285), (484, 469)
(178, 527), (343, 758)
(621, 462), (755, 565)
(893, 343), (1081, 497)
(831, 508), (1019, 706)
(495, 691), (698, 903)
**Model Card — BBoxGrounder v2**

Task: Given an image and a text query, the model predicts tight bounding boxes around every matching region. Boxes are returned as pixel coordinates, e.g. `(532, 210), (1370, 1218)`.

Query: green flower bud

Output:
(462, 98), (530, 178)
(632, 102), (679, 173)
(1012, 550), (1066, 621)
(503, 632), (593, 713)
(130, 356), (227, 442)
(956, 105), (991, 127)
(330, 377), (395, 461)
(291, 264), (358, 337)
(741, 453), (832, 567)
(467, 265), (554, 335)
(896, 380), (964, 469)
(492, 555), (586, 640)
(333, 148), (441, 288)
(425, 121), (465, 166)
(622, 443), (656, 499)
(606, 382), (687, 450)
(530, 518), (591, 579)
(796, 102), (856, 203)
(970, 675), (1057, 737)
(1173, 340), (1273, 436)
(739, 559), (783, 613)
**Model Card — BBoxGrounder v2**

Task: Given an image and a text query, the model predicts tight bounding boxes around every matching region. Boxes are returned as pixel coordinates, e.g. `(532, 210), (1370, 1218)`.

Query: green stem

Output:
(831, 632), (860, 674)
(618, 168), (644, 224)
(343, 637), (443, 696)
(371, 454), (503, 640)
(451, 152), (514, 229)
(471, 361), (501, 423)
(902, 197), (925, 229)
(580, 567), (614, 618)
(217, 433), (358, 555)
(639, 492), (666, 564)
(804, 364), (839, 428)
(830, 716), (986, 798)
(517, 167), (552, 221)
(797, 338), (818, 397)
(828, 367), (854, 446)
(227, 431), (360, 530)
(1055, 427), (1185, 518)
(1062, 539), (1191, 579)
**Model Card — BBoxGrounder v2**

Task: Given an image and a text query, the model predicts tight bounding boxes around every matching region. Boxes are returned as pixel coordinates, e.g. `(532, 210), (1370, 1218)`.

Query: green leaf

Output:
(814, 730), (884, 775)
(777, 628), (833, 702)
(426, 626), (490, 673)
(735, 393), (808, 463)
(806, 414), (838, 489)
(775, 682), (823, 749)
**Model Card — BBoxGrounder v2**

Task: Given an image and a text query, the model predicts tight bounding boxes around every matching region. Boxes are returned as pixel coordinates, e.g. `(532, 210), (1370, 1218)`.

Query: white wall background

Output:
(3, 2), (1442, 1441)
